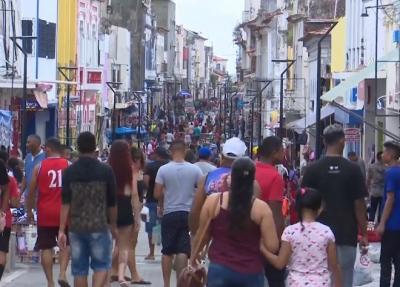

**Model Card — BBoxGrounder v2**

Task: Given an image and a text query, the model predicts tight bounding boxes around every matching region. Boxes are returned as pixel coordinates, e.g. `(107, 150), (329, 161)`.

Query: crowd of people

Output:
(0, 122), (398, 287)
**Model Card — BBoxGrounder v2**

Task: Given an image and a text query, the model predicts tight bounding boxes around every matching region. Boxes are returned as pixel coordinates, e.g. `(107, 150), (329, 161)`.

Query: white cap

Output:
(222, 137), (247, 159)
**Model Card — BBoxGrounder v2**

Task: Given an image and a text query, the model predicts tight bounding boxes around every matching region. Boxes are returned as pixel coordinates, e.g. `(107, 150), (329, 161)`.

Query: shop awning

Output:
(33, 90), (48, 109)
(177, 90), (192, 98)
(321, 48), (399, 104)
(114, 127), (148, 136)
(287, 104), (335, 130)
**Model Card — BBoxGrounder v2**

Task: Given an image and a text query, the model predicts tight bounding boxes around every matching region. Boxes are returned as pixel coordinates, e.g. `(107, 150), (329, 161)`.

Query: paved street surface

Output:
(0, 223), (176, 286)
(0, 224), (384, 286)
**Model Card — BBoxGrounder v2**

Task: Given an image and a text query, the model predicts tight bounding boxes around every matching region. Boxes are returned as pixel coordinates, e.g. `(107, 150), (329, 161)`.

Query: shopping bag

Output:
(177, 265), (207, 287)
(25, 225), (37, 251)
(369, 244), (381, 264)
(353, 254), (373, 286)
(141, 206), (149, 222)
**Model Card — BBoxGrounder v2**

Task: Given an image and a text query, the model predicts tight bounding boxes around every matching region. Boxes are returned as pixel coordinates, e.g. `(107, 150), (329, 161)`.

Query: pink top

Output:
(282, 222), (335, 286)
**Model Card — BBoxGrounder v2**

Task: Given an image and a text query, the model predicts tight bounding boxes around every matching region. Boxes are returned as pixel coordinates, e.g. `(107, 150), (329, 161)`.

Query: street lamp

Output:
(58, 67), (78, 147)
(254, 78), (273, 144)
(229, 90), (238, 138)
(361, 2), (394, 118)
(248, 94), (258, 159)
(305, 19), (338, 159)
(272, 59), (296, 138)
(10, 36), (37, 156)
(106, 81), (122, 142)
(223, 80), (229, 138)
(218, 83), (224, 133)
(131, 91), (146, 148)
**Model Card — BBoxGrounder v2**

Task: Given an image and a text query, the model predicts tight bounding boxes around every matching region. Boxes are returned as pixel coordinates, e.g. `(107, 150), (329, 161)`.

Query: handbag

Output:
(177, 194), (221, 287)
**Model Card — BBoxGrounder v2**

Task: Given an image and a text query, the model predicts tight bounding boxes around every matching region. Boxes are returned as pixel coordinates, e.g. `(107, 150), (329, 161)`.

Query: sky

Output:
(174, 0), (244, 74)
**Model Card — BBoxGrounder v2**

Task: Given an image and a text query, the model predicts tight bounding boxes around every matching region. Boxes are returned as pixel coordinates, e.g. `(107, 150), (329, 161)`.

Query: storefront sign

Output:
(345, 128), (361, 142)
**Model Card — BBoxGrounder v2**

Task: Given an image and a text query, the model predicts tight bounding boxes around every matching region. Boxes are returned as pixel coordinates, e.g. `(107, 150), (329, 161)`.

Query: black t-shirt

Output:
(144, 160), (168, 202)
(62, 157), (117, 233)
(0, 160), (9, 186)
(302, 156), (367, 246)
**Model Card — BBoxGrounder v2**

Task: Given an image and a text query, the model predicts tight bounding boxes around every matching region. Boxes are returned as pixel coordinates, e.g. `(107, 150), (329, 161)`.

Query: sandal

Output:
(132, 279), (151, 285)
(145, 255), (155, 260)
(58, 279), (71, 287)
(119, 281), (130, 287)
(110, 275), (118, 282)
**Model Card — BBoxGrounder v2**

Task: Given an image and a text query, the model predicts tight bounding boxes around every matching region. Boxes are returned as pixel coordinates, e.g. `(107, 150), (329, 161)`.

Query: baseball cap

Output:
(198, 147), (212, 159)
(222, 137), (247, 159)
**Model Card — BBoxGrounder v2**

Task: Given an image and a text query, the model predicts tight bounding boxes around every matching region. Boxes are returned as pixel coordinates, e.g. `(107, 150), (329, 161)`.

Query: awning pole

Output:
(331, 101), (400, 141)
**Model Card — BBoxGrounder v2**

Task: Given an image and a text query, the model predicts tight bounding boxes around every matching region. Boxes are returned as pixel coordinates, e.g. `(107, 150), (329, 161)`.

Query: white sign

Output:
(345, 128), (361, 142)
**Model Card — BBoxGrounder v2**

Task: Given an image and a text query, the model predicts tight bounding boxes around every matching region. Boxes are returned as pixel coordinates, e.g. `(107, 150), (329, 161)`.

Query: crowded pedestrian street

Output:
(0, 0), (399, 287)
(0, 227), (387, 287)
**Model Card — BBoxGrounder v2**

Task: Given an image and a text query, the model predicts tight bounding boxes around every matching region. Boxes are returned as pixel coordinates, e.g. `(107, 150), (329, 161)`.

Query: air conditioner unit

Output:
(161, 62), (168, 73)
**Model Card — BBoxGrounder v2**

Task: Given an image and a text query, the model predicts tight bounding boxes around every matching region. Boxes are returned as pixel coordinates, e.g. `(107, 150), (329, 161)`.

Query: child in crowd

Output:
(261, 187), (342, 287)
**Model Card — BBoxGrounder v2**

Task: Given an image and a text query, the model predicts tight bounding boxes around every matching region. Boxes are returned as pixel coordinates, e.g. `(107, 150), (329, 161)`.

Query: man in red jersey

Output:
(26, 138), (70, 287)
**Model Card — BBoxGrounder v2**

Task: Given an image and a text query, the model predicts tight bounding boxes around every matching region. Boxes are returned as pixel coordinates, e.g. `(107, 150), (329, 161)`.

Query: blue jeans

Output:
(145, 201), (158, 234)
(380, 230), (400, 287)
(208, 262), (265, 287)
(69, 231), (112, 276)
(336, 245), (357, 287)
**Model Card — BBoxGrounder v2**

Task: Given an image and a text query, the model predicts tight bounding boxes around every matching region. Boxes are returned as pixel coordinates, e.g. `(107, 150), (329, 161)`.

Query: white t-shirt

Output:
(194, 161), (217, 175)
(166, 133), (174, 143)
(147, 143), (154, 155)
(184, 134), (192, 144)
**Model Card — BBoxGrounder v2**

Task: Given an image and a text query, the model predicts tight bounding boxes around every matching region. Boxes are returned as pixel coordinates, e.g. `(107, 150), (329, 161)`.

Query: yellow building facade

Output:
(331, 17), (346, 74)
(57, 0), (77, 144)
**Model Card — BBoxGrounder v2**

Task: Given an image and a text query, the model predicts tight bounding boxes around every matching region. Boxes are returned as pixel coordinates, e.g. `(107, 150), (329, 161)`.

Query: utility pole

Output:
(58, 67), (78, 147)
(314, 21), (337, 159)
(106, 81), (122, 142)
(10, 36), (37, 156)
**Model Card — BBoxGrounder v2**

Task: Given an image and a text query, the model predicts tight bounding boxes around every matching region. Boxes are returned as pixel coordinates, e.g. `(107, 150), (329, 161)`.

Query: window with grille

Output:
(38, 19), (56, 59)
(21, 19), (33, 54)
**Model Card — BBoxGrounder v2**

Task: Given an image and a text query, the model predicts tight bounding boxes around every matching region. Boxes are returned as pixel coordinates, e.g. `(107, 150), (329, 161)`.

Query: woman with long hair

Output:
(108, 140), (141, 287)
(190, 157), (279, 287)
(7, 157), (23, 184)
(125, 146), (150, 284)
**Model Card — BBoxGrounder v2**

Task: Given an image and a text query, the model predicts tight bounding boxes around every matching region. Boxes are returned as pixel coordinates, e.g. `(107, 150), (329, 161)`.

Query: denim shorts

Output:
(208, 262), (265, 287)
(145, 201), (158, 234)
(69, 231), (112, 276)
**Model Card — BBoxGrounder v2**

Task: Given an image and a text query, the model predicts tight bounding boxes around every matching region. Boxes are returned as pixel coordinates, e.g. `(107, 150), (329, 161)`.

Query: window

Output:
(79, 20), (85, 63)
(87, 71), (102, 84)
(86, 23), (91, 65)
(90, 110), (95, 122)
(38, 19), (56, 59)
(112, 67), (121, 83)
(164, 36), (168, 51)
(21, 19), (33, 54)
(92, 24), (97, 65)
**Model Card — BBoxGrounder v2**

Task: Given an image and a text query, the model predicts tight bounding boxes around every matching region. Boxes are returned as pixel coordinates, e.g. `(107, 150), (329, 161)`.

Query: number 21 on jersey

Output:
(48, 169), (62, 188)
